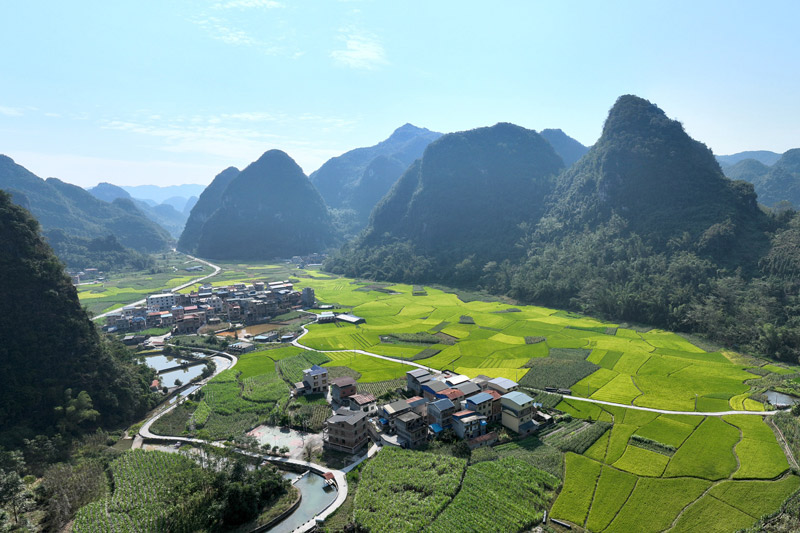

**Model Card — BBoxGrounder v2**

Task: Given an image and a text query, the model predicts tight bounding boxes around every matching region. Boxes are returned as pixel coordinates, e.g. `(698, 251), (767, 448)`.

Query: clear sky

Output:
(1, 1), (798, 187)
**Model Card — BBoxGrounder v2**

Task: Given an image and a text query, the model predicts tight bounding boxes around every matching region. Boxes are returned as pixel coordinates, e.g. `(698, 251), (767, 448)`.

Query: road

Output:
(558, 393), (779, 416)
(92, 253), (221, 320)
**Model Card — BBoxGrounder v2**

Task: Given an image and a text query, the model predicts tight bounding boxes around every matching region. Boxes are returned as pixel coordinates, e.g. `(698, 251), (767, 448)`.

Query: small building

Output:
(436, 388), (465, 405)
(382, 399), (411, 431)
(302, 365), (329, 395)
(468, 431), (498, 450)
(324, 408), (369, 454)
(452, 410), (487, 440)
(396, 412), (427, 449)
(350, 393), (378, 415)
(427, 398), (456, 430)
(150, 378), (161, 391)
(445, 374), (470, 387)
(318, 311), (336, 323)
(330, 377), (357, 404)
(336, 313), (365, 325)
(454, 381), (481, 399)
(465, 392), (494, 420)
(501, 391), (537, 435)
(406, 368), (432, 395)
(421, 380), (449, 401)
(147, 292), (176, 311)
(485, 390), (503, 422)
(472, 375), (492, 390)
(487, 377), (519, 395)
(229, 341), (255, 354)
(406, 396), (429, 417)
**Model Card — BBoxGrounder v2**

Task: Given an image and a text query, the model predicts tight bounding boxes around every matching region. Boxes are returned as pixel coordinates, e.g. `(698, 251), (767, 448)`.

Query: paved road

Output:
(92, 253), (221, 320)
(559, 393), (780, 416)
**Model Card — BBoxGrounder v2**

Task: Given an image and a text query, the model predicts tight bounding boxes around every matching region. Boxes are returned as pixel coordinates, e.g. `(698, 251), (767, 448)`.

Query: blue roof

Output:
(430, 398), (455, 411)
(501, 391), (534, 406)
(430, 423), (443, 433)
(489, 377), (518, 389)
(467, 392), (493, 405)
(379, 418), (389, 425)
(307, 364), (327, 376)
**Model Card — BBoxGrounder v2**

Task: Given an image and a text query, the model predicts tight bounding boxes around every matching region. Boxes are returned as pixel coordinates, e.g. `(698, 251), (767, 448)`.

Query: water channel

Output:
(267, 471), (338, 533)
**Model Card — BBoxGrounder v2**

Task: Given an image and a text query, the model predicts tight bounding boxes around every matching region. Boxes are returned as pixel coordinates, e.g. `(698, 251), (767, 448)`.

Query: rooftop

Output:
(488, 377), (518, 389)
(467, 392), (494, 405)
(384, 399), (411, 415)
(430, 398), (455, 411)
(397, 411), (421, 423)
(501, 390), (534, 406)
(331, 376), (357, 387)
(423, 381), (449, 393)
(407, 368), (431, 378)
(328, 408), (367, 425)
(455, 382), (481, 395)
(351, 393), (377, 405)
(445, 374), (470, 386)
(305, 364), (327, 376)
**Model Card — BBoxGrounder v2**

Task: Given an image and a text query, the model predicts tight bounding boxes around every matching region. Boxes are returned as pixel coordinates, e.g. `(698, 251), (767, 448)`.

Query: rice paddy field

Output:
(551, 400), (798, 532)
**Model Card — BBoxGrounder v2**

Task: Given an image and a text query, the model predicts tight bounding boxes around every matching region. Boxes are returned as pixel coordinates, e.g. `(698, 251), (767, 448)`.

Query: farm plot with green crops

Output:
(72, 450), (200, 532)
(550, 402), (799, 532)
(276, 351), (331, 383)
(284, 267), (767, 414)
(426, 458), (558, 533)
(494, 437), (564, 478)
(353, 448), (467, 533)
(669, 493), (756, 533)
(323, 351), (413, 382)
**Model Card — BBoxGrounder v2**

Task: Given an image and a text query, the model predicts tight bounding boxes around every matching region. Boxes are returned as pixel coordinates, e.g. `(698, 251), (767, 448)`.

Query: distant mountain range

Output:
(120, 183), (206, 204)
(310, 124), (442, 230)
(0, 155), (171, 255)
(720, 150), (800, 208)
(540, 129), (590, 167)
(88, 182), (190, 239)
(180, 151), (335, 260)
(716, 150), (783, 167)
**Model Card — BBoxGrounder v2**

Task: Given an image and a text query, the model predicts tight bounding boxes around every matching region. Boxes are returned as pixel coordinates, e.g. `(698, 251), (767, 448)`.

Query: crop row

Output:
(277, 352), (331, 383)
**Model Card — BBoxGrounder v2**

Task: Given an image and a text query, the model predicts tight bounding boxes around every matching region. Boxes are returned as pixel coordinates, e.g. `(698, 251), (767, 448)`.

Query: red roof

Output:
(453, 410), (475, 418)
(441, 388), (465, 400)
(486, 390), (502, 400)
(351, 393), (377, 405)
(407, 396), (424, 402)
(323, 472), (335, 480)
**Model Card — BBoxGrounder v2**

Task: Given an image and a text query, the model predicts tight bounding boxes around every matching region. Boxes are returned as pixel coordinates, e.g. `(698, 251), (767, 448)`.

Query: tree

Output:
(0, 449), (25, 524)
(54, 389), (100, 435)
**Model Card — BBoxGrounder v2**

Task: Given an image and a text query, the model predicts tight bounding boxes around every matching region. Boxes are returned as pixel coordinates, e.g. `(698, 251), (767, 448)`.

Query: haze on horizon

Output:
(1, 0), (798, 188)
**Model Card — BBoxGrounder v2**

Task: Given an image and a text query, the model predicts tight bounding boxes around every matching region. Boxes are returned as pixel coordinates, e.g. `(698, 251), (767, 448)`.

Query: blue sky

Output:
(1, 1), (798, 187)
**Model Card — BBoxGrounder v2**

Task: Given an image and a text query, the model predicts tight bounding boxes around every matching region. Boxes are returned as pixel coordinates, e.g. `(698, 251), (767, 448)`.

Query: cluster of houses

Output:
(69, 267), (103, 284)
(103, 281), (315, 335)
(320, 366), (552, 455)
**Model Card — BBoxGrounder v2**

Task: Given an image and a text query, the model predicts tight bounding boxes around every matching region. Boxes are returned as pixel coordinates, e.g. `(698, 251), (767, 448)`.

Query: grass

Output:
(549, 453), (602, 526)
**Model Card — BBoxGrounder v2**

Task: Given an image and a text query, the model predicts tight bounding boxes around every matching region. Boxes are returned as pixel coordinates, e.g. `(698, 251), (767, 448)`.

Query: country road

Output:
(92, 253), (221, 320)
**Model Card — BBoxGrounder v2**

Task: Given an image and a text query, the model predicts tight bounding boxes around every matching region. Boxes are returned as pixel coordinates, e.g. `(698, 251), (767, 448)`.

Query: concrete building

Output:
(500, 391), (538, 435)
(330, 377), (357, 404)
(323, 409), (369, 454)
(487, 377), (519, 395)
(396, 412), (427, 449)
(350, 393), (378, 415)
(147, 293), (176, 311)
(406, 368), (432, 395)
(381, 399), (411, 431)
(465, 392), (494, 420)
(301, 365), (329, 395)
(421, 380), (449, 401)
(454, 381), (481, 399)
(452, 410), (487, 440)
(427, 398), (456, 430)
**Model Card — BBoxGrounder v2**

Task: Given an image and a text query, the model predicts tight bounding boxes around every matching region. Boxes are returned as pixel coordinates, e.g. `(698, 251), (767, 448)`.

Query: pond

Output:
(160, 365), (206, 387)
(142, 354), (195, 372)
(267, 471), (337, 533)
(765, 390), (799, 407)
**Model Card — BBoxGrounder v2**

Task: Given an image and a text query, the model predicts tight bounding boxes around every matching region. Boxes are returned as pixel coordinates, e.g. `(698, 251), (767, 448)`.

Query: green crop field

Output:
(354, 448), (467, 533)
(426, 458), (558, 533)
(550, 402), (798, 532)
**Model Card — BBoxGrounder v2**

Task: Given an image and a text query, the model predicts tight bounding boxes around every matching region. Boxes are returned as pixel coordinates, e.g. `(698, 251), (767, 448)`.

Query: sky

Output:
(1, 1), (799, 187)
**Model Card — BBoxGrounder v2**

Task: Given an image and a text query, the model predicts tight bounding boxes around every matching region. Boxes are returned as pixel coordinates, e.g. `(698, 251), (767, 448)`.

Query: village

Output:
(312, 365), (553, 454)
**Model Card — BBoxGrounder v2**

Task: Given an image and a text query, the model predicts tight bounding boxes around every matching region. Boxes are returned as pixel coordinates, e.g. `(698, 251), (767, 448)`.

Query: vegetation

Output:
(353, 448), (467, 533)
(276, 351), (331, 384)
(0, 190), (157, 446)
(71, 449), (289, 531)
(426, 458), (558, 532)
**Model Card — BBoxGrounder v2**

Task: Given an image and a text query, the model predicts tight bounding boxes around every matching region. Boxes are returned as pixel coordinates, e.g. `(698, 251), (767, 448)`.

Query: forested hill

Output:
(542, 94), (771, 271)
(0, 155), (171, 253)
(88, 182), (188, 238)
(539, 128), (589, 167)
(716, 150), (783, 167)
(734, 149), (800, 209)
(327, 95), (800, 361)
(310, 123), (441, 228)
(193, 150), (335, 260)
(0, 190), (155, 443)
(178, 166), (239, 253)
(328, 122), (564, 280)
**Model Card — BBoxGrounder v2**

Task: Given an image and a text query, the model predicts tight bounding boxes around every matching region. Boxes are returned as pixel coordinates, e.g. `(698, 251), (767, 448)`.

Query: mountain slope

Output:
(542, 95), (769, 268)
(88, 182), (188, 238)
(310, 124), (442, 224)
(540, 129), (590, 167)
(193, 151), (335, 259)
(722, 158), (771, 185)
(177, 166), (239, 253)
(329, 123), (564, 280)
(0, 156), (171, 252)
(745, 149), (800, 208)
(716, 150), (782, 167)
(0, 190), (154, 439)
